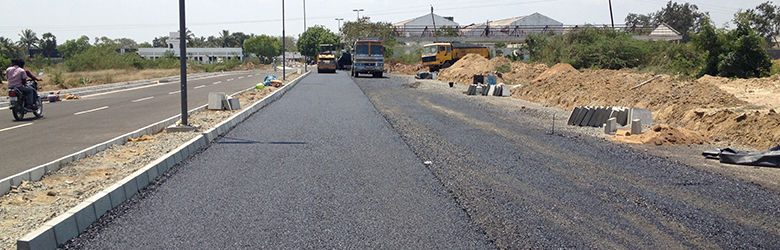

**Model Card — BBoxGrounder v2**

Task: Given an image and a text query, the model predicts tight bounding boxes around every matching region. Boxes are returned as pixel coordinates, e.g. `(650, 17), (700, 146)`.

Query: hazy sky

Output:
(0, 0), (769, 45)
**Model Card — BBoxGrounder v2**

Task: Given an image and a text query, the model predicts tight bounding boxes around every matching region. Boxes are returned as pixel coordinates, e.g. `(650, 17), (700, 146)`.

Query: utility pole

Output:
(178, 0), (188, 126)
(335, 18), (343, 34)
(282, 0), (286, 80)
(353, 9), (364, 21)
(303, 0), (307, 72)
(609, 0), (615, 28)
(431, 5), (438, 42)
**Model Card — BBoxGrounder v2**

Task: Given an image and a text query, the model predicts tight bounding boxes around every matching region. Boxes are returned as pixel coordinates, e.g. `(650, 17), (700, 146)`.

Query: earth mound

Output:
(613, 124), (710, 145)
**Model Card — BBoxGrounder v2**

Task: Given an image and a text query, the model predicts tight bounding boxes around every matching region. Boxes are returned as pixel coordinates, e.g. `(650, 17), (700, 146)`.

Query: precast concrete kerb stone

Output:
(16, 71), (311, 250)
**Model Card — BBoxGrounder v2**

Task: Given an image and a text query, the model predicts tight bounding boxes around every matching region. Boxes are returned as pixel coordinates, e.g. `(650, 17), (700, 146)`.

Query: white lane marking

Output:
(194, 85), (206, 89)
(0, 123), (32, 133)
(131, 96), (154, 103)
(75, 106), (109, 116)
(247, 75), (253, 77)
(227, 78), (234, 81)
(169, 90), (181, 95)
(213, 81), (222, 85)
(238, 77), (244, 79)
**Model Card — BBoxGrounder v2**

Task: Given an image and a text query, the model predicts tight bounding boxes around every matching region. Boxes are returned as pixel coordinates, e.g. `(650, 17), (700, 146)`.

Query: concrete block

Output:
(0, 179), (11, 196)
(97, 143), (107, 152)
(588, 107), (604, 127)
(87, 192), (112, 218)
(165, 155), (176, 171)
(86, 146), (97, 157)
(482, 85), (490, 95)
(616, 107), (629, 126)
(604, 118), (617, 135)
(629, 108), (653, 125)
(227, 98), (241, 110)
(595, 107), (610, 127)
(59, 156), (72, 167)
(106, 184), (127, 208)
(487, 85), (496, 96)
(11, 172), (30, 186)
(135, 172), (149, 191)
(474, 86), (482, 96)
(146, 165), (159, 184)
(44, 213), (78, 246)
(173, 150), (183, 164)
(30, 166), (45, 182)
(574, 106), (589, 126)
(17, 225), (56, 250)
(580, 107), (595, 126)
(72, 202), (97, 233)
(208, 92), (227, 110)
(631, 119), (642, 135)
(45, 161), (61, 173)
(567, 107), (582, 126)
(156, 160), (168, 177)
(122, 176), (139, 201)
(502, 85), (511, 97)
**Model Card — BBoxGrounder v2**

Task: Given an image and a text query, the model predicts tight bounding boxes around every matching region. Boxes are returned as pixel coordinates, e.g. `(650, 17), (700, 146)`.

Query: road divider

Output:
(15, 71), (311, 250)
(74, 106), (109, 116)
(131, 97), (154, 103)
(0, 123), (32, 133)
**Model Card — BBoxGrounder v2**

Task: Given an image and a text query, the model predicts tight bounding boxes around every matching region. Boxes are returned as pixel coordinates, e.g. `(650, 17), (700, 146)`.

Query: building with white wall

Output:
(137, 32), (243, 64)
(461, 13), (563, 37)
(393, 13), (459, 37)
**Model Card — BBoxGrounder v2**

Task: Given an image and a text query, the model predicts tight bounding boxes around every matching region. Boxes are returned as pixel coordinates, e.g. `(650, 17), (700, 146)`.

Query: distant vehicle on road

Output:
(337, 52), (352, 70)
(351, 37), (384, 78)
(317, 44), (337, 74)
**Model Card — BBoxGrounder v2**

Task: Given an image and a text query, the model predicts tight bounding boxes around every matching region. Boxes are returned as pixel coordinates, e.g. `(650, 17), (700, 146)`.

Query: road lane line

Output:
(75, 106), (109, 116)
(247, 75), (253, 77)
(131, 96), (154, 103)
(0, 123), (32, 133)
(227, 78), (234, 81)
(169, 91), (181, 95)
(213, 81), (222, 85)
(194, 85), (205, 89)
(238, 77), (244, 79)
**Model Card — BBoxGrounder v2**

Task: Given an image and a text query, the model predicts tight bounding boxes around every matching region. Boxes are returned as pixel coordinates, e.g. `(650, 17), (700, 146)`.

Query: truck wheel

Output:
(373, 72), (382, 78)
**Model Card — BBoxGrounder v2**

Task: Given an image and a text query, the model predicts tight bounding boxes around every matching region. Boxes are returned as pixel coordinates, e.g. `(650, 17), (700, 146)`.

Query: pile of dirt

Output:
(533, 63), (577, 82)
(612, 124), (710, 145)
(438, 54), (493, 84)
(388, 61), (425, 76)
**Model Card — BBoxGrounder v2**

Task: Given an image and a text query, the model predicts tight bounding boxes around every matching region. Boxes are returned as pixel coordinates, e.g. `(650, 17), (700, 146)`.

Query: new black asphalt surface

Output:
(0, 70), (279, 179)
(62, 72), (495, 249)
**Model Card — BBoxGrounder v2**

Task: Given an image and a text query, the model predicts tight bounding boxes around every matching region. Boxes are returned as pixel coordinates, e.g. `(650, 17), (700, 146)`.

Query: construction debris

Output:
(128, 134), (154, 142)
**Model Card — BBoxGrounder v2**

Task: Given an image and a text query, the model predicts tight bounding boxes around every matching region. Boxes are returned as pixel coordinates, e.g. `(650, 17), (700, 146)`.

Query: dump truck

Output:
(337, 52), (352, 70)
(317, 44), (337, 73)
(421, 43), (489, 72)
(351, 37), (385, 78)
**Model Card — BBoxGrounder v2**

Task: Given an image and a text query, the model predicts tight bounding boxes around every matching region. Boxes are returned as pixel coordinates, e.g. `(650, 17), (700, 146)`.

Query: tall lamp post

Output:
(303, 0), (307, 71)
(178, 0), (188, 126)
(353, 9), (363, 21)
(335, 18), (343, 34)
(282, 0), (286, 80)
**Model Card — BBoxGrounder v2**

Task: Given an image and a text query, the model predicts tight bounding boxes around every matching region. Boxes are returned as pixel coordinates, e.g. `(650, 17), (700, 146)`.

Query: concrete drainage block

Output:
(208, 92), (227, 110)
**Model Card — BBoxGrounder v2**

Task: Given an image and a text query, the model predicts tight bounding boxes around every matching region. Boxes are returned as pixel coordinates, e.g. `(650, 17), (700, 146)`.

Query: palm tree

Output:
(218, 30), (234, 47)
(18, 29), (39, 57)
(0, 37), (18, 59)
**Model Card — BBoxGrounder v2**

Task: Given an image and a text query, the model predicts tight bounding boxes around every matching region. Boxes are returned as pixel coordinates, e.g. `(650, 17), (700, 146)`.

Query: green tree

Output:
(739, 1), (780, 46)
(114, 38), (138, 50)
(218, 30), (236, 47)
(57, 35), (92, 59)
(625, 1), (708, 42)
(340, 17), (398, 55)
(435, 26), (460, 37)
(18, 29), (39, 57)
(244, 35), (281, 63)
(0, 37), (19, 59)
(691, 16), (772, 78)
(152, 36), (169, 48)
(276, 36), (297, 52)
(138, 42), (153, 48)
(297, 25), (340, 58)
(39, 33), (57, 58)
(231, 32), (253, 48)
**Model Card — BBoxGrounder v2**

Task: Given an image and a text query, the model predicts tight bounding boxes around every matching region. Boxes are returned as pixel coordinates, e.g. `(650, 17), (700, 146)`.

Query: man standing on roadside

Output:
(273, 57), (277, 72)
(6, 59), (36, 109)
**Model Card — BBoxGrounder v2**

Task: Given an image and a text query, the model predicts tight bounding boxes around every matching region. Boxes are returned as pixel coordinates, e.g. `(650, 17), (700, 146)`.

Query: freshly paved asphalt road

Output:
(63, 72), (495, 249)
(0, 70), (280, 179)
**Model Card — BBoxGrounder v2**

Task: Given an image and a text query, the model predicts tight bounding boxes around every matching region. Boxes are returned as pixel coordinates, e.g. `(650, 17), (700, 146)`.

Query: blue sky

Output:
(0, 0), (768, 45)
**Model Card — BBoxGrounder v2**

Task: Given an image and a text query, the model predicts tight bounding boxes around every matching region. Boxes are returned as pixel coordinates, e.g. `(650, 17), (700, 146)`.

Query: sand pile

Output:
(438, 54), (493, 84)
(613, 124), (710, 145)
(387, 59), (425, 75)
(534, 63), (578, 81)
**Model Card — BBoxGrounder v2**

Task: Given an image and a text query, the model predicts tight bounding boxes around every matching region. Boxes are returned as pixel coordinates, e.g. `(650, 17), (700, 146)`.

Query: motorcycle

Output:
(8, 72), (44, 121)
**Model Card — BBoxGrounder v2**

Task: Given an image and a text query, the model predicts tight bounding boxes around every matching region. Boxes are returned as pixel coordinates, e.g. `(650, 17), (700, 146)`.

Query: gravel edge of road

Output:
(14, 71), (310, 250)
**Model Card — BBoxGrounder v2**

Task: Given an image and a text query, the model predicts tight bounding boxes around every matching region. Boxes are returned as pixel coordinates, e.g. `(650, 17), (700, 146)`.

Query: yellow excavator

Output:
(317, 44), (337, 73)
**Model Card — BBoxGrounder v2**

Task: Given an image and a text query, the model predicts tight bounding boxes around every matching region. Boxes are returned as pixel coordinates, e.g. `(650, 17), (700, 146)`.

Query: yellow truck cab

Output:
(422, 43), (489, 72)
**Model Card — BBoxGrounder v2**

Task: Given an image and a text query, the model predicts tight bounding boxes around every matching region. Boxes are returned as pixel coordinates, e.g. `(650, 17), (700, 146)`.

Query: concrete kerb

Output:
(16, 71), (310, 250)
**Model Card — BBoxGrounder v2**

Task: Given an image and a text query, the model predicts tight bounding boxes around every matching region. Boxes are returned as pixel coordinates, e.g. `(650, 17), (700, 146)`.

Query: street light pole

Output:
(282, 0), (286, 81)
(353, 9), (363, 21)
(609, 0), (615, 28)
(303, 0), (307, 72)
(335, 18), (343, 33)
(179, 0), (188, 126)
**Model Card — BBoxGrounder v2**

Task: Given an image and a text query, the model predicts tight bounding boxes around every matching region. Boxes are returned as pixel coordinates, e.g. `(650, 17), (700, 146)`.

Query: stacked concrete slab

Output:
(567, 106), (652, 128)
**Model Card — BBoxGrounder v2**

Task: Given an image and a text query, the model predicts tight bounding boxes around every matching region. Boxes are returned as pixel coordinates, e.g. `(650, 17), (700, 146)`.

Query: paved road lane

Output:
(63, 71), (495, 249)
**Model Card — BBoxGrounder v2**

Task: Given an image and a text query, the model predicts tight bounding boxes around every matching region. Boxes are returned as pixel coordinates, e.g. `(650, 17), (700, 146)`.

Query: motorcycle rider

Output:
(5, 59), (37, 110)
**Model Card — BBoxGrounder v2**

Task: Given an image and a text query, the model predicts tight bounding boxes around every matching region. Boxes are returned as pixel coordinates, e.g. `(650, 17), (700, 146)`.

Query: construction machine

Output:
(317, 44), (337, 73)
(421, 43), (489, 72)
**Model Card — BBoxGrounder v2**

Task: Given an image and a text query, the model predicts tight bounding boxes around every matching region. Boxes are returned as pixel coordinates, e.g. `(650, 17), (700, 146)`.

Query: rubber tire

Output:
(373, 72), (382, 78)
(351, 70), (356, 77)
(12, 105), (24, 121)
(33, 98), (43, 118)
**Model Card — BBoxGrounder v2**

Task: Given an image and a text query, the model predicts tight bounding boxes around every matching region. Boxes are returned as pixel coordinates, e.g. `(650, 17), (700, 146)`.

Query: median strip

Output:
(74, 106), (109, 116)
(0, 123), (32, 133)
(131, 97), (154, 103)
